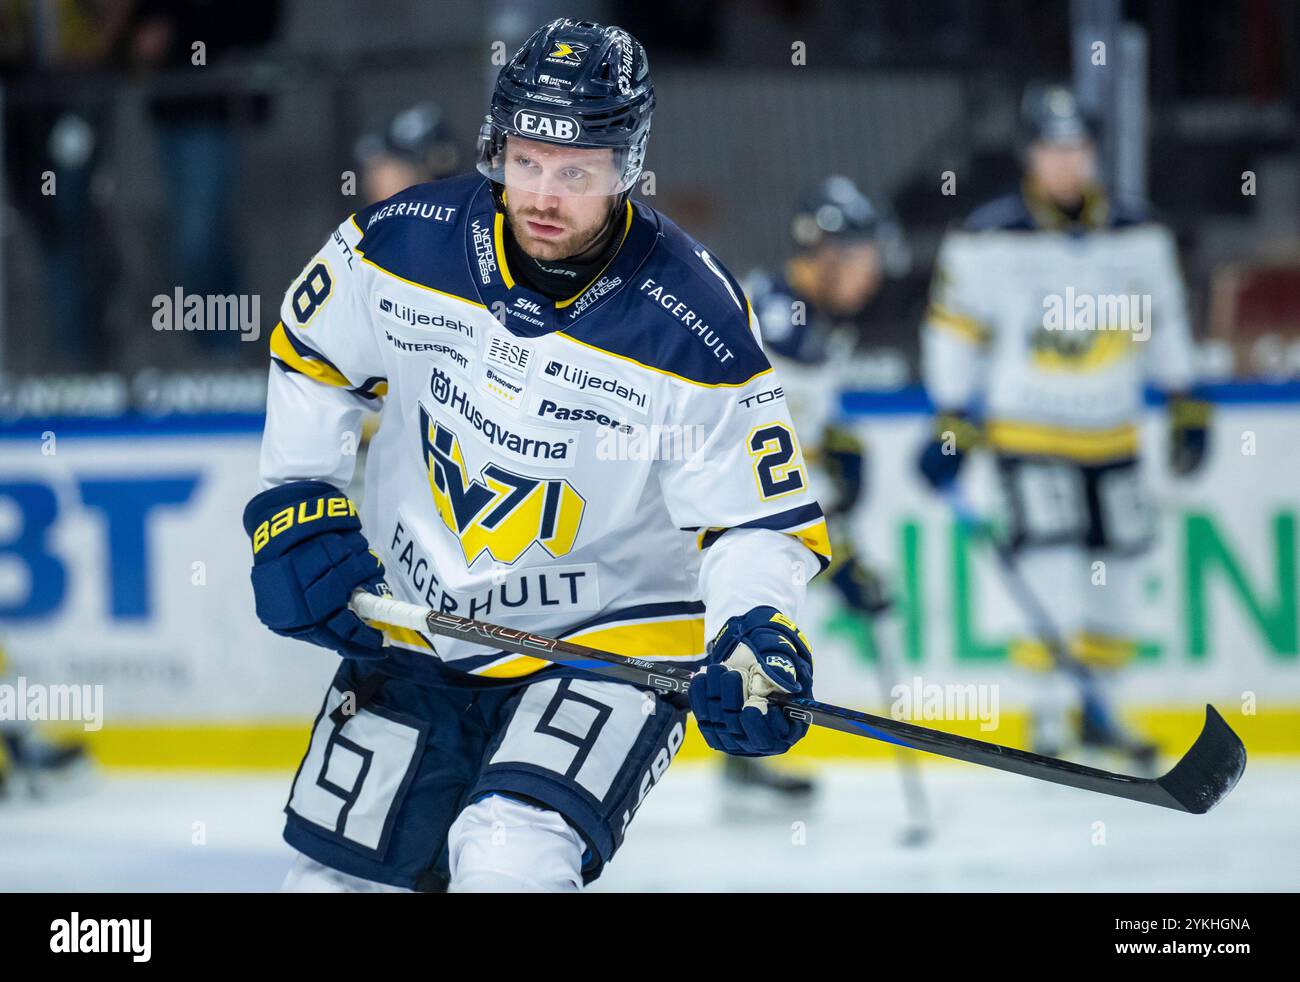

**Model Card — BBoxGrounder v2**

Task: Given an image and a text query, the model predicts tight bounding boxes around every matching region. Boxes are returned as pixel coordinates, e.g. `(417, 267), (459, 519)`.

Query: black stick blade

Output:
(1155, 705), (1248, 814)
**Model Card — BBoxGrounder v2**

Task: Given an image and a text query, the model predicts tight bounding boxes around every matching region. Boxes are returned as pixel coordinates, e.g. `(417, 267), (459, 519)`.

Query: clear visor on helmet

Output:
(477, 125), (642, 197)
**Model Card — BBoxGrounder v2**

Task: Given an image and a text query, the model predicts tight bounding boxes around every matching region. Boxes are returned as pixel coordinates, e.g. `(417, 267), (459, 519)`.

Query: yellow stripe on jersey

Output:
(1008, 638), (1054, 672)
(568, 616), (706, 659)
(472, 653), (554, 679)
(494, 202), (633, 301)
(1171, 396), (1212, 427)
(270, 322), (352, 389)
(472, 615), (708, 679)
(789, 518), (832, 567)
(554, 330), (774, 390)
(370, 622), (436, 655)
(349, 216), (487, 310)
(1074, 631), (1138, 668)
(1010, 632), (1138, 671)
(696, 517), (832, 571)
(986, 419), (1139, 463)
(695, 527), (718, 551)
(493, 212), (515, 290)
(927, 304), (990, 344)
(357, 255), (489, 310)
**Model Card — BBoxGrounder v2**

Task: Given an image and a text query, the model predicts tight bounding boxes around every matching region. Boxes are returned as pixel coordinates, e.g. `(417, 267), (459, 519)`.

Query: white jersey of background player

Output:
(918, 83), (1210, 757)
(243, 19), (828, 892)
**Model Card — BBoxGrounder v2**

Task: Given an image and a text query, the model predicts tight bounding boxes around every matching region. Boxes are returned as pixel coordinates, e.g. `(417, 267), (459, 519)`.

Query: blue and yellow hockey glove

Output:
(917, 410), (982, 490)
(690, 606), (814, 757)
(243, 480), (388, 660)
(1169, 394), (1210, 477)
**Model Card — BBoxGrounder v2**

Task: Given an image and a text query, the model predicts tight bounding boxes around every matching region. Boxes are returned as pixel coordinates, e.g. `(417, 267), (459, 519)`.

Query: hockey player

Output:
(244, 19), (829, 892)
(737, 177), (897, 810)
(352, 104), (464, 457)
(355, 101), (462, 205)
(917, 82), (1209, 759)
(747, 179), (931, 840)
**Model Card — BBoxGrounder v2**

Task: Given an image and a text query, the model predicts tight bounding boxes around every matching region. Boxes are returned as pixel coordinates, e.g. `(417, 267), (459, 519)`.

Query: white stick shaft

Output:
(350, 591), (434, 636)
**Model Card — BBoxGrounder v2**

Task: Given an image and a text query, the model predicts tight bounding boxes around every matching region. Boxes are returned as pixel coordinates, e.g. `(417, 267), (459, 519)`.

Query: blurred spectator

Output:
(1, 0), (134, 369)
(127, 0), (281, 353)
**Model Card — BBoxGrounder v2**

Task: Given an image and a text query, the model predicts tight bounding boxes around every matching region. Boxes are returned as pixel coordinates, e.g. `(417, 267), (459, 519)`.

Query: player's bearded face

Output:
(502, 137), (622, 261)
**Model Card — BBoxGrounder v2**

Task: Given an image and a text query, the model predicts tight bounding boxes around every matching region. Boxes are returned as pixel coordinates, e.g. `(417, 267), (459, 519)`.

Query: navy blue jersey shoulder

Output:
(963, 192), (1036, 232)
(964, 188), (1156, 232)
(746, 268), (825, 365)
(564, 201), (769, 386)
(352, 173), (484, 303)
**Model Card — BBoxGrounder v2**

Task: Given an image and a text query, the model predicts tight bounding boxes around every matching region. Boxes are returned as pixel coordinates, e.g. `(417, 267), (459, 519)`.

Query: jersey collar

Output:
(1021, 177), (1111, 232)
(464, 181), (658, 338)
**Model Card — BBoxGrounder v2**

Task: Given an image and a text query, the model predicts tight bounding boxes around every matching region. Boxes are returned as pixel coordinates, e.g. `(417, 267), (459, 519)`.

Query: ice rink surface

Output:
(1, 758), (1294, 892)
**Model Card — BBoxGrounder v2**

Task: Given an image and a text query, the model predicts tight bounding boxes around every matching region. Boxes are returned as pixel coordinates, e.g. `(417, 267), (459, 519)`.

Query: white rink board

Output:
(0, 424), (336, 720)
(836, 402), (1300, 712)
(0, 402), (1296, 726)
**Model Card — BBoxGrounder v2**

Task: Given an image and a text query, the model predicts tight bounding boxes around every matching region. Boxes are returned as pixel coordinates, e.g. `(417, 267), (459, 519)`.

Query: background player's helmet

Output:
(791, 175), (911, 276)
(355, 102), (460, 179)
(1020, 81), (1096, 146)
(476, 18), (654, 197)
(791, 175), (883, 250)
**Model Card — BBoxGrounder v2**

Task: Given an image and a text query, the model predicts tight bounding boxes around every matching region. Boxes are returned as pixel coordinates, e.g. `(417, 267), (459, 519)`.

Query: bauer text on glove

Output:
(243, 480), (388, 660)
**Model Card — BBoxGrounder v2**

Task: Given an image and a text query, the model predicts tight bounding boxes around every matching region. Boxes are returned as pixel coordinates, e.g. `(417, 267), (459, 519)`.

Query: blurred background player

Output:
(916, 82), (1211, 763)
(742, 177), (928, 835)
(352, 101), (463, 464)
(354, 101), (462, 204)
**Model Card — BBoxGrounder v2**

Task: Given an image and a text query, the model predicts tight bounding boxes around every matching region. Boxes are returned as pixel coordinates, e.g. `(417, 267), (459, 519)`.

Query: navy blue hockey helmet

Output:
(477, 18), (654, 196)
(791, 175), (884, 250)
(1020, 82), (1096, 146)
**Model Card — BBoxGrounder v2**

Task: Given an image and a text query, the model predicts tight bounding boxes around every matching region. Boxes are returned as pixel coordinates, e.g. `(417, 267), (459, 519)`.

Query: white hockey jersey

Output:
(744, 268), (855, 507)
(258, 174), (829, 682)
(922, 187), (1196, 462)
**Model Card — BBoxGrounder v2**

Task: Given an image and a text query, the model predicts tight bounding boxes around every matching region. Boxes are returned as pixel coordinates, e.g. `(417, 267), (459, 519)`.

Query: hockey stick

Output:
(350, 591), (1246, 814)
(858, 612), (932, 843)
(943, 488), (1099, 683)
(941, 487), (1142, 750)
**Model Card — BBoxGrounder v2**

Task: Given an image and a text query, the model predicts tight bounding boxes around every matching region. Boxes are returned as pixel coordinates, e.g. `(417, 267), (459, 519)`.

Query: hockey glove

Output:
(917, 411), (982, 490)
(827, 542), (893, 617)
(690, 606), (814, 757)
(1168, 394), (1210, 477)
(821, 422), (866, 519)
(243, 480), (388, 660)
